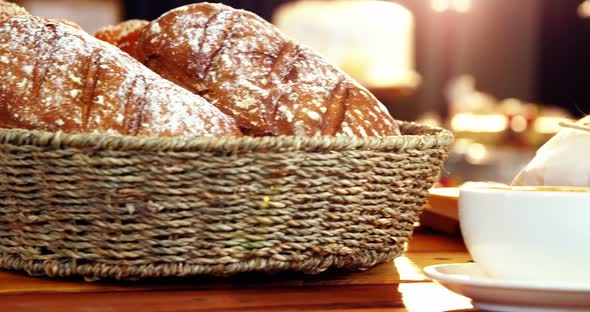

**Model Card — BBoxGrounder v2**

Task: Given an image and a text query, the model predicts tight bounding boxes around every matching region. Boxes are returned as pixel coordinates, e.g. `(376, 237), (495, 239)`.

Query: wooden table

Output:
(0, 229), (475, 311)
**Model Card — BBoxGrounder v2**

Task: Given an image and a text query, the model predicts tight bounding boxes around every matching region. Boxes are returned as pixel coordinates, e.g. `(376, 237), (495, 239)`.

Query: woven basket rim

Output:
(0, 121), (453, 153)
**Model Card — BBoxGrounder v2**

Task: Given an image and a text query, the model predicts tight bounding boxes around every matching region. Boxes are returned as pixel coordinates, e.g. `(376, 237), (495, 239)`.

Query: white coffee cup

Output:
(459, 186), (590, 283)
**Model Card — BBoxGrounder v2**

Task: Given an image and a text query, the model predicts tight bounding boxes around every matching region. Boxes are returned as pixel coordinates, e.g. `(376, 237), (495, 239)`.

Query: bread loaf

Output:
(95, 19), (149, 55)
(133, 3), (401, 137)
(0, 0), (29, 21)
(0, 15), (242, 137)
(0, 0), (81, 30)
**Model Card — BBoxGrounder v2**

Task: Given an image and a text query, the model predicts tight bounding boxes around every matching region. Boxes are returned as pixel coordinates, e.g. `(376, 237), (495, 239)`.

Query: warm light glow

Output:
(510, 115), (528, 133)
(452, 138), (475, 154)
(274, 0), (418, 88)
(452, 0), (472, 13)
(579, 0), (590, 18)
(416, 112), (442, 128)
(432, 0), (472, 13)
(399, 283), (473, 311)
(501, 98), (524, 115)
(451, 113), (508, 133)
(431, 0), (450, 12)
(534, 117), (574, 134)
(394, 256), (426, 281)
(466, 143), (488, 164)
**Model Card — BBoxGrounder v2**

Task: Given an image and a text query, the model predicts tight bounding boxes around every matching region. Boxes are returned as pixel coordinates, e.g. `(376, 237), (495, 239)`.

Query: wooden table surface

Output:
(0, 229), (475, 311)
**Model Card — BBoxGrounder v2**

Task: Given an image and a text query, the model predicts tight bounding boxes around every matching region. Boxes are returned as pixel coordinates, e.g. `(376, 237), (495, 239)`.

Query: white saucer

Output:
(424, 263), (590, 312)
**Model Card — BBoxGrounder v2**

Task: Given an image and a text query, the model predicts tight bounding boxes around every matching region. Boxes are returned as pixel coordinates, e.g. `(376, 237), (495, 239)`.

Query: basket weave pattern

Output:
(0, 122), (452, 279)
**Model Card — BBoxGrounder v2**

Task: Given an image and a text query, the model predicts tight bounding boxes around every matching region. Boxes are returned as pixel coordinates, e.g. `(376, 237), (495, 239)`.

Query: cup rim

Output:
(459, 185), (590, 196)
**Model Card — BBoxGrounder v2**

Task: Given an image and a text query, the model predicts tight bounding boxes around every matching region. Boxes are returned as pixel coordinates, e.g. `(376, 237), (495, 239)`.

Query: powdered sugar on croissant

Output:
(0, 15), (242, 138)
(133, 3), (400, 137)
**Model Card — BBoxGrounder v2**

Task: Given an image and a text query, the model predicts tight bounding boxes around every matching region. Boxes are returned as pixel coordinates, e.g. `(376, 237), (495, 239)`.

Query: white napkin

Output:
(512, 118), (590, 186)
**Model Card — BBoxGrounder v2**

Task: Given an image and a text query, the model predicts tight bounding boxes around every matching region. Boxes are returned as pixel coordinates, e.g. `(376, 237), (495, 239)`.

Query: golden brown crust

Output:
(55, 18), (82, 30)
(95, 19), (149, 55)
(133, 3), (400, 137)
(0, 15), (242, 138)
(0, 1), (80, 30)
(0, 1), (29, 21)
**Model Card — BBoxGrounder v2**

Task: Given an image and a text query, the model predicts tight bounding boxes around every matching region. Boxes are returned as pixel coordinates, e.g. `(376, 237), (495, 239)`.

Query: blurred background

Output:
(13, 0), (590, 185)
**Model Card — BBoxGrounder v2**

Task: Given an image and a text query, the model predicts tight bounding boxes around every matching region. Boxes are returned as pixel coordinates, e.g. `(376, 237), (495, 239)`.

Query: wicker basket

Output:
(0, 121), (452, 280)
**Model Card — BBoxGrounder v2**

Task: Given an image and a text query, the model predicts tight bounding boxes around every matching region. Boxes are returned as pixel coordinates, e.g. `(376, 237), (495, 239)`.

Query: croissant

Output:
(0, 15), (242, 137)
(95, 19), (149, 55)
(133, 3), (401, 137)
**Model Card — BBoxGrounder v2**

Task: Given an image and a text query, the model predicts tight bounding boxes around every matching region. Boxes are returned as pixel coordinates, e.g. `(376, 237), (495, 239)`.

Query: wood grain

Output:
(3, 286), (403, 312)
(2, 283), (475, 312)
